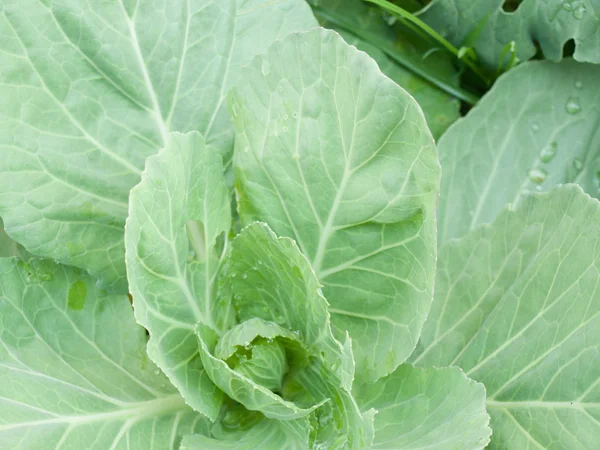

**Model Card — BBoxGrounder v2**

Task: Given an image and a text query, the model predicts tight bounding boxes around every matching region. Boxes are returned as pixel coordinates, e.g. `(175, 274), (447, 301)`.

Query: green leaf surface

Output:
(418, 0), (600, 69)
(181, 417), (310, 450)
(436, 59), (600, 243)
(355, 365), (491, 450)
(0, 0), (316, 291)
(311, 0), (461, 137)
(223, 222), (374, 449)
(232, 27), (440, 383)
(0, 258), (207, 449)
(0, 218), (18, 257)
(411, 185), (600, 449)
(126, 131), (231, 420)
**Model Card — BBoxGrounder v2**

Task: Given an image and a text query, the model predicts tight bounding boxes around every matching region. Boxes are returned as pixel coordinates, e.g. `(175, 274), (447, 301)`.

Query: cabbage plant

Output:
(0, 0), (598, 449)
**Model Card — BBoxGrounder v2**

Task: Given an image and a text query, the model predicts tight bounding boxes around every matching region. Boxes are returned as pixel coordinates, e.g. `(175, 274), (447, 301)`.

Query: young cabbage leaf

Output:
(0, 258), (207, 449)
(126, 130), (373, 447)
(231, 27), (440, 383)
(436, 59), (600, 243)
(355, 365), (491, 449)
(418, 0), (600, 69)
(0, 0), (316, 292)
(411, 185), (600, 449)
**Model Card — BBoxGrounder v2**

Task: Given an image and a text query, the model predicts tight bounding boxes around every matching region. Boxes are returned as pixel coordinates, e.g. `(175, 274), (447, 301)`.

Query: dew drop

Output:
(573, 4), (586, 19)
(330, 362), (339, 371)
(528, 167), (547, 184)
(573, 158), (583, 171)
(531, 122), (540, 133)
(187, 249), (195, 261)
(154, 369), (160, 375)
(231, 271), (237, 278)
(292, 112), (298, 119)
(283, 114), (288, 120)
(565, 96), (581, 114)
(283, 126), (288, 132)
(539, 142), (557, 163)
(257, 260), (263, 265)
(278, 85), (283, 93)
(574, 80), (583, 89)
(160, 383), (166, 389)
(242, 273), (247, 279)
(234, 294), (242, 301)
(231, 103), (238, 117)
(293, 153), (300, 161)
(563, 1), (573, 10)
(261, 60), (270, 76)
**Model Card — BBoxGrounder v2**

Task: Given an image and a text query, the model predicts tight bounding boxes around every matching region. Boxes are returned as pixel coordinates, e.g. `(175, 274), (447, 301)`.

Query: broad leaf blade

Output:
(0, 258), (206, 449)
(0, 0), (316, 291)
(125, 131), (231, 419)
(312, 0), (461, 137)
(419, 0), (600, 69)
(232, 28), (440, 383)
(436, 59), (600, 243)
(355, 365), (491, 450)
(412, 185), (600, 449)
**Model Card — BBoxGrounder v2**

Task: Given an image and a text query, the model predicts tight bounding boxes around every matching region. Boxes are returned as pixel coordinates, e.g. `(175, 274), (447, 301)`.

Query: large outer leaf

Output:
(0, 258), (207, 449)
(311, 0), (460, 138)
(0, 0), (316, 292)
(232, 28), (440, 383)
(126, 132), (231, 420)
(355, 365), (491, 449)
(181, 417), (310, 450)
(411, 186), (600, 449)
(419, 0), (600, 69)
(437, 59), (600, 243)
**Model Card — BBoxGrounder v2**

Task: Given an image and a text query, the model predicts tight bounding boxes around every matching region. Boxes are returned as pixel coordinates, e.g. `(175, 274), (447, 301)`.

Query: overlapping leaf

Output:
(419, 0), (600, 69)
(436, 59), (600, 243)
(232, 27), (440, 383)
(0, 258), (206, 449)
(0, 0), (316, 291)
(411, 186), (600, 449)
(355, 365), (491, 449)
(311, 0), (461, 137)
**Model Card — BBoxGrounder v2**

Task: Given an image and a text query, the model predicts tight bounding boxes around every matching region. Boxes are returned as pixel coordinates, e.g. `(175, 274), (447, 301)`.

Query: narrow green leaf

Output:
(0, 258), (207, 449)
(412, 185), (600, 449)
(355, 365), (491, 449)
(437, 59), (600, 243)
(126, 131), (231, 420)
(231, 28), (440, 383)
(0, 0), (316, 291)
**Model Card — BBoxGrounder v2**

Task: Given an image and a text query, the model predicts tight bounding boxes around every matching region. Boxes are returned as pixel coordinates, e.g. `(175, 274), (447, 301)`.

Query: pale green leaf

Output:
(221, 222), (374, 449)
(125, 131), (231, 420)
(0, 0), (316, 291)
(0, 258), (208, 449)
(355, 365), (491, 450)
(196, 322), (324, 421)
(311, 0), (461, 137)
(411, 185), (600, 449)
(437, 59), (600, 243)
(419, 0), (600, 69)
(231, 28), (440, 383)
(181, 416), (310, 450)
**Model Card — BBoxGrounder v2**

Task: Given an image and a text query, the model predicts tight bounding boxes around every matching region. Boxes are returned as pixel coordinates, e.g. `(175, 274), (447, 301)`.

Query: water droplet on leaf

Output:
(528, 168), (547, 184)
(573, 4), (586, 19)
(539, 142), (557, 163)
(573, 158), (583, 171)
(531, 122), (540, 132)
(261, 60), (270, 76)
(575, 80), (583, 89)
(565, 96), (581, 114)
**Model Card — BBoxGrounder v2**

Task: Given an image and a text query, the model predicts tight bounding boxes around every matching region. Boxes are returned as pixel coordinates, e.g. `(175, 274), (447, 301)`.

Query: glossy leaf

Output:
(419, 0), (600, 69)
(232, 28), (440, 383)
(0, 0), (316, 291)
(436, 59), (600, 243)
(412, 186), (600, 449)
